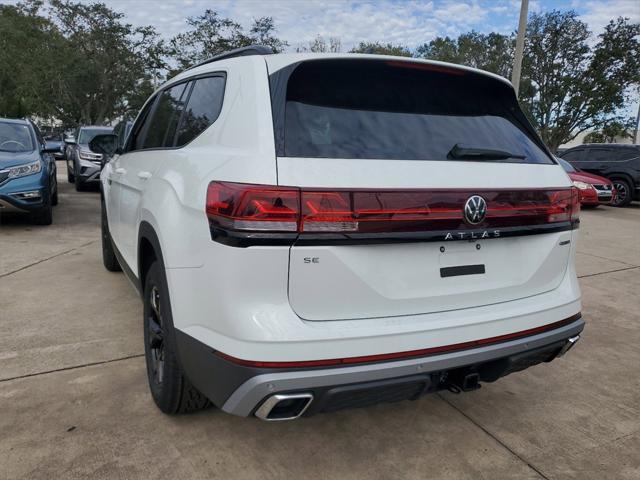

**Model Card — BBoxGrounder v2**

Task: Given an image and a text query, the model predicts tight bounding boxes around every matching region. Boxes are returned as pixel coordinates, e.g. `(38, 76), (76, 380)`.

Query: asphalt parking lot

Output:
(1, 162), (639, 480)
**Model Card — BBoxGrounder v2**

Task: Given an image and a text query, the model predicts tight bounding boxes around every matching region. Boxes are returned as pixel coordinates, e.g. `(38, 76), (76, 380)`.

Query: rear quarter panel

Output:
(139, 56), (278, 271)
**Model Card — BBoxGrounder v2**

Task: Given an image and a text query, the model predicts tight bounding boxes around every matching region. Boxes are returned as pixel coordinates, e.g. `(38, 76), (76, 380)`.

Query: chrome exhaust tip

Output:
(254, 393), (314, 421)
(557, 335), (580, 357)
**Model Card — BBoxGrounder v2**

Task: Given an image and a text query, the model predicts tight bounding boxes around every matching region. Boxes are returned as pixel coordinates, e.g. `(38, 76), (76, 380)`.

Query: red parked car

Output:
(556, 157), (616, 206)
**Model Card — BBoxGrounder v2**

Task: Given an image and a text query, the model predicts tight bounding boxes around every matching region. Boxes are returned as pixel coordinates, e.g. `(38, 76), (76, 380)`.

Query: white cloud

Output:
(9, 0), (637, 50)
(432, 1), (488, 22)
(579, 0), (640, 33)
(102, 0), (503, 50)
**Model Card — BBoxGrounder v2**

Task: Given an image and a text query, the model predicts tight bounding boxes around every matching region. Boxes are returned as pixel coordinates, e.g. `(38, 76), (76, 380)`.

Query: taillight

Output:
(206, 182), (299, 232)
(546, 187), (580, 223)
(206, 182), (580, 246)
(571, 187), (580, 222)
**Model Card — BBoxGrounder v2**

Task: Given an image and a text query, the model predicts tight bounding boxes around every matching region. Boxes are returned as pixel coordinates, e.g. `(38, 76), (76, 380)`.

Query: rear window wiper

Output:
(447, 144), (526, 161)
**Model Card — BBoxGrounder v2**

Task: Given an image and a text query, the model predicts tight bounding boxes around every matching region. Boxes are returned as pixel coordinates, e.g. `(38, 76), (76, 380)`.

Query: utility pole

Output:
(634, 94), (640, 143)
(511, 0), (529, 98)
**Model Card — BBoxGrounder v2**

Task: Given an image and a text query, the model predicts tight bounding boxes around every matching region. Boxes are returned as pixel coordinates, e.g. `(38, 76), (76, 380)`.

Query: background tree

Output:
(1, 1), (637, 147)
(169, 10), (286, 73)
(416, 32), (514, 78)
(583, 117), (636, 143)
(0, 2), (65, 119)
(350, 41), (411, 57)
(47, 0), (167, 125)
(417, 14), (639, 150)
(296, 35), (341, 53)
(519, 12), (640, 150)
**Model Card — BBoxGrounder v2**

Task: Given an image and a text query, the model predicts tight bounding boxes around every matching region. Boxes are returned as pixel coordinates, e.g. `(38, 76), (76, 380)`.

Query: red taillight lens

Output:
(301, 190), (462, 233)
(206, 182), (580, 239)
(571, 187), (580, 222)
(206, 182), (299, 232)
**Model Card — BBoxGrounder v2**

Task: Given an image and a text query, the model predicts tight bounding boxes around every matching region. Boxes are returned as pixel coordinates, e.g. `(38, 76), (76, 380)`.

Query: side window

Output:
(175, 75), (225, 147)
(142, 82), (189, 149)
(560, 149), (583, 162)
(116, 121), (130, 149)
(616, 148), (640, 161)
(32, 124), (44, 147)
(127, 96), (158, 152)
(585, 148), (612, 162)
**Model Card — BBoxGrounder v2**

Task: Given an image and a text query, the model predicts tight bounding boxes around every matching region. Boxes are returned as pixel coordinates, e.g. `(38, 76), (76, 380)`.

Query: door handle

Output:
(115, 167), (126, 174)
(138, 171), (152, 180)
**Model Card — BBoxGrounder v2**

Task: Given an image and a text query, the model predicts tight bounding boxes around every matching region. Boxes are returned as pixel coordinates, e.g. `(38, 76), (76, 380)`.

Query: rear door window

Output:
(585, 148), (612, 162)
(560, 149), (583, 162)
(275, 59), (553, 164)
(615, 148), (640, 161)
(175, 75), (225, 147)
(142, 82), (189, 149)
(128, 97), (157, 152)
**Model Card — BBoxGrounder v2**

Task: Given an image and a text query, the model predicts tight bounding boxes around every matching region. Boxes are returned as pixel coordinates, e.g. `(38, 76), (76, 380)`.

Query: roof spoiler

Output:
(186, 45), (274, 71)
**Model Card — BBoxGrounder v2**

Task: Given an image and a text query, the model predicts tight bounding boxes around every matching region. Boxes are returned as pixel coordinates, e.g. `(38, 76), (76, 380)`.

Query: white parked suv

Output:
(92, 46), (584, 421)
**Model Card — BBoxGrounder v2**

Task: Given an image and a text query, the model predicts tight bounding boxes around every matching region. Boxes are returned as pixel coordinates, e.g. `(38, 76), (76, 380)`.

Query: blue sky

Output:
(98, 0), (639, 50)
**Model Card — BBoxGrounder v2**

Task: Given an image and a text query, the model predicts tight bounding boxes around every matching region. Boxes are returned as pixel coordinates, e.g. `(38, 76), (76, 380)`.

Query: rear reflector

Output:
(206, 182), (580, 236)
(215, 313), (583, 368)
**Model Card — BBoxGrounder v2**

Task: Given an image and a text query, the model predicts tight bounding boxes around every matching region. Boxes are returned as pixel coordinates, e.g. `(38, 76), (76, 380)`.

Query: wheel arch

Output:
(607, 171), (634, 183)
(138, 221), (165, 296)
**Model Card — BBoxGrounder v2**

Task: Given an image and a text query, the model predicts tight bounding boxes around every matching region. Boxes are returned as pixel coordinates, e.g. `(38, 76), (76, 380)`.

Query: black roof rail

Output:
(186, 45), (274, 71)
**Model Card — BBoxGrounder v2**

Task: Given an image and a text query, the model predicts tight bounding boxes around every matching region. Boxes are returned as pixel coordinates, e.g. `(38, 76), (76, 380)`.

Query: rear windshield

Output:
(556, 157), (576, 172)
(78, 128), (112, 145)
(274, 59), (552, 164)
(0, 122), (34, 152)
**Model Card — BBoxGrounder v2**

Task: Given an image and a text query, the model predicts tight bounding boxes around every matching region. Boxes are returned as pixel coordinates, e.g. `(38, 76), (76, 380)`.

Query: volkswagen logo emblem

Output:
(464, 195), (487, 224)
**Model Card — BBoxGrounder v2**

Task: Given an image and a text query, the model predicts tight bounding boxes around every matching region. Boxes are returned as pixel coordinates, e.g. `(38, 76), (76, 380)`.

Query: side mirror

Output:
(42, 143), (62, 154)
(89, 134), (119, 157)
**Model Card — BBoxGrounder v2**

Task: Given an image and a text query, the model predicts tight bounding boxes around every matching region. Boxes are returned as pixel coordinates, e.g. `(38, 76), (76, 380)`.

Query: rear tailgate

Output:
(266, 57), (578, 321)
(280, 158), (574, 320)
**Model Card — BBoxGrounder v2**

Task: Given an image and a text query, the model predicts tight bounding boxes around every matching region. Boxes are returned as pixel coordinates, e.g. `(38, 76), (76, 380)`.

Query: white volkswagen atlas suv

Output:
(91, 46), (584, 421)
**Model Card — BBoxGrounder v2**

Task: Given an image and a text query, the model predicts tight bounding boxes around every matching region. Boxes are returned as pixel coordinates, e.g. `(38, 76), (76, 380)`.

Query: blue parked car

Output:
(0, 118), (59, 225)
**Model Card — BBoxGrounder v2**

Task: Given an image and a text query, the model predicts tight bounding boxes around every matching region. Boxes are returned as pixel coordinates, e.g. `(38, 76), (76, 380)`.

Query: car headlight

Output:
(78, 149), (102, 161)
(5, 160), (42, 179)
(572, 181), (592, 190)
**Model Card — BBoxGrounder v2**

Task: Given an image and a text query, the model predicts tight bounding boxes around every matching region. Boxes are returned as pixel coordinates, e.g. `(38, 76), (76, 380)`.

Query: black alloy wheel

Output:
(147, 285), (165, 387)
(143, 261), (211, 414)
(612, 179), (632, 207)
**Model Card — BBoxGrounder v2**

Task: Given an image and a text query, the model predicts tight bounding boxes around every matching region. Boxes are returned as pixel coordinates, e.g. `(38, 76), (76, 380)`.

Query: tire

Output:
(75, 178), (84, 192)
(67, 164), (75, 183)
(51, 180), (59, 206)
(143, 261), (211, 414)
(32, 193), (53, 225)
(611, 178), (633, 207)
(101, 199), (121, 272)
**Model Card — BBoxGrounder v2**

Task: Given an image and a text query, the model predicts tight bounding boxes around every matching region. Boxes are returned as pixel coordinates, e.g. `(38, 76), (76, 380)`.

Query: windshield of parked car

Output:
(279, 59), (553, 164)
(556, 157), (577, 173)
(78, 128), (112, 145)
(0, 122), (34, 153)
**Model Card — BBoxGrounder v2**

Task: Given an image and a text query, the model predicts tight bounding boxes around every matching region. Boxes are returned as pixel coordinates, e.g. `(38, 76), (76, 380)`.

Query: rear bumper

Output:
(176, 316), (584, 419)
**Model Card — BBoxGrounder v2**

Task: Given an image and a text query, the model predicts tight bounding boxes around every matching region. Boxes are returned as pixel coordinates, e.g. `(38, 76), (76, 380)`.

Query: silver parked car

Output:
(66, 126), (113, 190)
